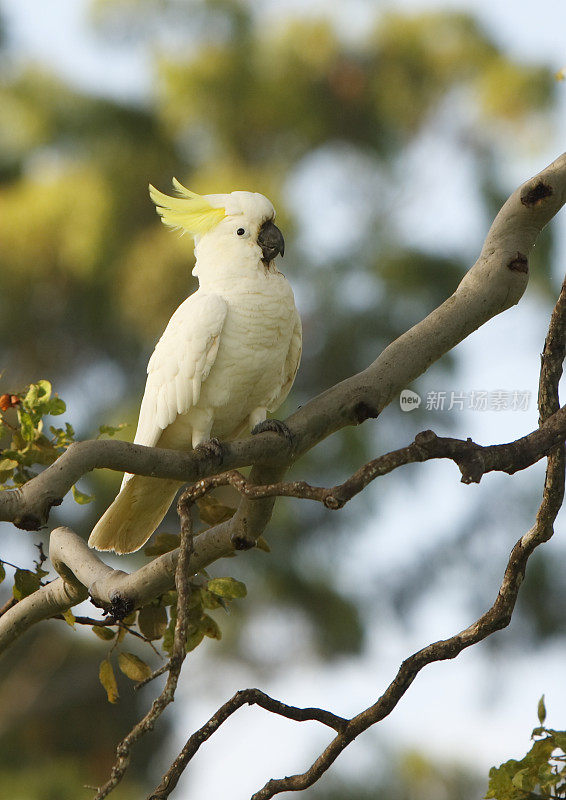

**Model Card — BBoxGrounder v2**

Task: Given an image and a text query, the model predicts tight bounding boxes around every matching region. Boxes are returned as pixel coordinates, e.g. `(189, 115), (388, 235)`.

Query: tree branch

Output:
(107, 271), (566, 800)
(147, 689), (348, 800)
(1, 153), (564, 532)
(247, 273), (566, 799)
(93, 478), (196, 800)
(2, 400), (563, 658)
(1, 155), (565, 798)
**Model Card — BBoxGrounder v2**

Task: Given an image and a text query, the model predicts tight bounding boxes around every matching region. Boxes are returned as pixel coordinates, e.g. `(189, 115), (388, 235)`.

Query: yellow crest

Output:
(149, 178), (226, 236)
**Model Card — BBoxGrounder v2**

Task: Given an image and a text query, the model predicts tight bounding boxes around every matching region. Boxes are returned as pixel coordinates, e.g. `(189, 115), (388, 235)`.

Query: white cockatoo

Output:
(89, 181), (301, 554)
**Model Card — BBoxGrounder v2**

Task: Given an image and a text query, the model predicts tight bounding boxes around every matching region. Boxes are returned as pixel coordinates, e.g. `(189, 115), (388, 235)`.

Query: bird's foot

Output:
(194, 437), (224, 467)
(251, 418), (294, 445)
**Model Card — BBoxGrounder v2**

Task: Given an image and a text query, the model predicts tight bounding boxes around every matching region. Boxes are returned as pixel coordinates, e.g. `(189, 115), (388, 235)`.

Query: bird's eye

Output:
(236, 227), (246, 236)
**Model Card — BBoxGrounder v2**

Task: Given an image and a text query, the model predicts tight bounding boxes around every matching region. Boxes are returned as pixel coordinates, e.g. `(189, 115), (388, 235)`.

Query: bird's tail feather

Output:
(88, 476), (184, 554)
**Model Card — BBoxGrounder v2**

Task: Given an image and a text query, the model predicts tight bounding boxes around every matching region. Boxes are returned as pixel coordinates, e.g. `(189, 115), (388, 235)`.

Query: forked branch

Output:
(0, 153), (564, 800)
(148, 273), (566, 800)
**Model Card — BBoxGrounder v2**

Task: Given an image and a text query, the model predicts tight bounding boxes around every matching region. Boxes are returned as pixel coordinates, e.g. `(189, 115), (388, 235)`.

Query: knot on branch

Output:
(521, 181), (553, 207)
(413, 430), (486, 484)
(109, 591), (135, 620)
(507, 252), (529, 274)
(230, 533), (256, 551)
(13, 511), (43, 531)
(323, 494), (344, 510)
(413, 429), (438, 448)
(456, 443), (487, 485)
(352, 401), (379, 424)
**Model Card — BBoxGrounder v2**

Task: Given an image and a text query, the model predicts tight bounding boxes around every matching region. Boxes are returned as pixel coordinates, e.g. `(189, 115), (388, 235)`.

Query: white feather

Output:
(89, 189), (301, 554)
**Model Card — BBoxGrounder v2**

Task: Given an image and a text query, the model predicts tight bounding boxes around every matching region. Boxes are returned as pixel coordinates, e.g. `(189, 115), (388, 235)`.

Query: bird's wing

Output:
(269, 308), (302, 411)
(133, 292), (228, 449)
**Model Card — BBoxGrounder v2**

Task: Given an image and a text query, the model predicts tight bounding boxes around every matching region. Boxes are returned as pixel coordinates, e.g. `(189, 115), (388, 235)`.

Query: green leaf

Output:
(511, 767), (532, 790)
(46, 396), (66, 416)
(17, 409), (36, 443)
(138, 605), (168, 640)
(28, 436), (59, 465)
(36, 379), (52, 399)
(163, 605), (209, 654)
(160, 591), (178, 607)
(144, 533), (180, 557)
(12, 568), (41, 600)
(97, 423), (128, 438)
(185, 627), (205, 652)
(24, 380), (51, 409)
(200, 613), (222, 640)
(92, 625), (116, 641)
(118, 652), (152, 682)
(72, 484), (94, 504)
(0, 563), (5, 584)
(538, 694), (547, 726)
(0, 458), (19, 472)
(122, 611), (137, 626)
(549, 730), (566, 751)
(200, 589), (222, 610)
(99, 659), (119, 703)
(486, 760), (521, 800)
(207, 577), (247, 600)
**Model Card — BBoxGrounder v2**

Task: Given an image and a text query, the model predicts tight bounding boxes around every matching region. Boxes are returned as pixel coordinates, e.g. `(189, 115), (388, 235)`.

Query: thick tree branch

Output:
(93, 271), (564, 800)
(1, 153), (565, 533)
(0, 155), (564, 796)
(246, 274), (566, 800)
(2, 401), (564, 658)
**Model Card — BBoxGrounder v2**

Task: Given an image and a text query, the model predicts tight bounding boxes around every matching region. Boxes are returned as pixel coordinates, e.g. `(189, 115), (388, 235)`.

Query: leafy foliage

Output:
(0, 379), (125, 505)
(90, 562), (247, 701)
(0, 379), (68, 487)
(487, 698), (566, 799)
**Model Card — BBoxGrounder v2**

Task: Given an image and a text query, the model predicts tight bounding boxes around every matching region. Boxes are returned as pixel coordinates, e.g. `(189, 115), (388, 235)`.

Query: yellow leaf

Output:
(255, 537), (271, 553)
(144, 532), (180, 557)
(138, 605), (168, 641)
(118, 652), (152, 682)
(62, 609), (76, 628)
(92, 625), (115, 641)
(196, 495), (236, 525)
(99, 659), (119, 704)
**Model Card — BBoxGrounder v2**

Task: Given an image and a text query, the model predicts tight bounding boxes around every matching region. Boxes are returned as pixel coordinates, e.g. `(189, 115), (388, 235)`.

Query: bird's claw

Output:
(194, 437), (224, 466)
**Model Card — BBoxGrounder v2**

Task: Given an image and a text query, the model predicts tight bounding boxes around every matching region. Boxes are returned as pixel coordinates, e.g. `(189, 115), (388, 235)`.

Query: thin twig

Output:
(140, 276), (566, 800)
(92, 484), (196, 799)
(134, 662), (170, 691)
(147, 689), (347, 800)
(172, 404), (566, 519)
(248, 277), (566, 799)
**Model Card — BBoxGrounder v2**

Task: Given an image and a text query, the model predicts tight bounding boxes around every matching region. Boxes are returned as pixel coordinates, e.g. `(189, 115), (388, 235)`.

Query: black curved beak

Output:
(258, 220), (285, 263)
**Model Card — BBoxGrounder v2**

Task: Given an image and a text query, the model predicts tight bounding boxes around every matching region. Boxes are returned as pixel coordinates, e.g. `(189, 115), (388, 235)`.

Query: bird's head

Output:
(149, 180), (285, 285)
